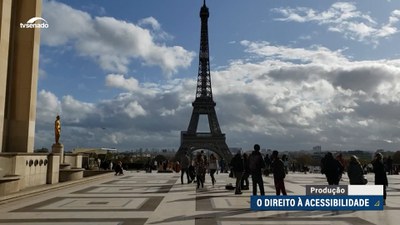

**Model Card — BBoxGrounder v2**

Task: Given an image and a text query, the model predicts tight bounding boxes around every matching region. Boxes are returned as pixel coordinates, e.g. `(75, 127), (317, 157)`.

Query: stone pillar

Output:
(47, 153), (59, 184)
(52, 143), (64, 165)
(2, 0), (41, 153)
(0, 0), (12, 152)
(75, 154), (83, 168)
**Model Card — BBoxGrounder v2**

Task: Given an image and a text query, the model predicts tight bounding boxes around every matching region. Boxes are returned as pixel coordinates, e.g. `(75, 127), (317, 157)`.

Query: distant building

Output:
(312, 146), (322, 152)
(73, 147), (117, 155)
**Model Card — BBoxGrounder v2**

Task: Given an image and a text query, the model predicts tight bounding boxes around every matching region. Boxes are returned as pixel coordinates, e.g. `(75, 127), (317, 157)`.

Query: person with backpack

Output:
(248, 144), (266, 195)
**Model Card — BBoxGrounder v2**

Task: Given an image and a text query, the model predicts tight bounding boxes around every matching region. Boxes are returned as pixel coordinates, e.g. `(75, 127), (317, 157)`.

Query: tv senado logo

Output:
(20, 17), (49, 29)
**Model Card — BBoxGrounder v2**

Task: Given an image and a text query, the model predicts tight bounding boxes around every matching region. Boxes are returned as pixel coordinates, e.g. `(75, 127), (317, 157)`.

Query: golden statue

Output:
(55, 115), (61, 144)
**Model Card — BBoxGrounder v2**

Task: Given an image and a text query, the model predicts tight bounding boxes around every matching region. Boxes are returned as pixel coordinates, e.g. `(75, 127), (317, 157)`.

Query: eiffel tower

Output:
(175, 0), (232, 163)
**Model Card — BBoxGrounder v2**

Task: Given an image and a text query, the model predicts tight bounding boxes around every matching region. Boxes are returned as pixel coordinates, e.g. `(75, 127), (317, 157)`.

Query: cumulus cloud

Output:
(41, 1), (194, 75)
(35, 75), (195, 150)
(211, 41), (400, 150)
(35, 38), (400, 152)
(36, 90), (61, 121)
(272, 2), (400, 45)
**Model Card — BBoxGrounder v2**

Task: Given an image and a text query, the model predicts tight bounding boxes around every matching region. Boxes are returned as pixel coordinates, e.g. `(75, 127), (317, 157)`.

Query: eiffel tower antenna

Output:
(175, 1), (232, 163)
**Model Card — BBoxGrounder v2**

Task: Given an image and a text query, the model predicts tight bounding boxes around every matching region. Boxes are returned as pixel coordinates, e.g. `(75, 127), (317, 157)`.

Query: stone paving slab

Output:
(0, 172), (399, 225)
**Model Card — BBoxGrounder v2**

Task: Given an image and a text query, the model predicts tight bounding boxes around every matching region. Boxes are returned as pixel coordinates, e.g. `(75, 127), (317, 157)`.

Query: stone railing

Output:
(0, 153), (49, 189)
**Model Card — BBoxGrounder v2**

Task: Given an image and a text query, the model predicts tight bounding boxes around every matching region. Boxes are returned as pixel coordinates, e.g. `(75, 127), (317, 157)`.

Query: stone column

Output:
(3, 0), (41, 153)
(46, 153), (59, 184)
(0, 0), (12, 152)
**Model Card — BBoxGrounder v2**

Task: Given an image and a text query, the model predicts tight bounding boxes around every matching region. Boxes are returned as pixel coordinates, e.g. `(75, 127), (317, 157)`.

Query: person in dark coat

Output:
(347, 155), (367, 185)
(241, 153), (250, 190)
(180, 151), (192, 184)
(271, 150), (287, 195)
(321, 152), (343, 185)
(372, 153), (388, 204)
(114, 161), (124, 175)
(194, 152), (206, 189)
(248, 144), (266, 195)
(230, 151), (244, 194)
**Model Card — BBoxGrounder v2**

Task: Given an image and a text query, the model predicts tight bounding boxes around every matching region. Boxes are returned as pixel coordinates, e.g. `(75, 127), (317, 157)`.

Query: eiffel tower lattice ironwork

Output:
(175, 1), (232, 163)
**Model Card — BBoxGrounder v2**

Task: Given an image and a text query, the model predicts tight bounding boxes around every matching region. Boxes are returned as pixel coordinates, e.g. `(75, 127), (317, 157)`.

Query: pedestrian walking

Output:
(208, 153), (218, 186)
(180, 151), (192, 184)
(194, 152), (206, 189)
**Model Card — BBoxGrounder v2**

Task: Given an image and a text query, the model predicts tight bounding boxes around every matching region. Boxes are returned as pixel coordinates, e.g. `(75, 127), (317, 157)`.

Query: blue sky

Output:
(36, 0), (400, 152)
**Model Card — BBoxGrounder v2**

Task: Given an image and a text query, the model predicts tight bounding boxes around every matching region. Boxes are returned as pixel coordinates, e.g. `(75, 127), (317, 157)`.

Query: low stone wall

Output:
(59, 168), (84, 182)
(0, 153), (48, 189)
(0, 152), (92, 195)
(0, 175), (20, 195)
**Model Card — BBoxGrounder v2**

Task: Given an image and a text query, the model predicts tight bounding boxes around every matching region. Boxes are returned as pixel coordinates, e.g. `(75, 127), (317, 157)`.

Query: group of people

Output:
(321, 152), (389, 204)
(180, 147), (391, 205)
(179, 145), (288, 195)
(180, 150), (218, 189)
(230, 144), (287, 196)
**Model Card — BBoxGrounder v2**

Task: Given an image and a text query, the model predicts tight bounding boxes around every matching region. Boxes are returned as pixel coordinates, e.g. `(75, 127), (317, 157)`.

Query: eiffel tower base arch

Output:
(175, 132), (232, 163)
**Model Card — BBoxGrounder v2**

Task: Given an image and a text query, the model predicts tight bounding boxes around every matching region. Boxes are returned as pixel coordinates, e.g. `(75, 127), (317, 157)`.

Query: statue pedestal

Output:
(52, 143), (64, 165)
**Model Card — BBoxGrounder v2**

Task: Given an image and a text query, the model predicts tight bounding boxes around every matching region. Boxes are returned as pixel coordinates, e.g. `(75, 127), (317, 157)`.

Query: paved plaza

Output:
(0, 171), (400, 225)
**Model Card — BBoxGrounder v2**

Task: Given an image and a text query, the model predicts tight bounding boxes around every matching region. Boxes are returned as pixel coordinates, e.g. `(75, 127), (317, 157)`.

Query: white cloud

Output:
(138, 17), (161, 31)
(105, 74), (140, 92)
(240, 40), (348, 65)
(36, 90), (61, 123)
(35, 62), (199, 149)
(123, 101), (147, 118)
(273, 2), (400, 44)
(41, 1), (93, 46)
(211, 41), (400, 150)
(105, 74), (159, 96)
(35, 40), (400, 151)
(41, 1), (194, 75)
(62, 95), (95, 123)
